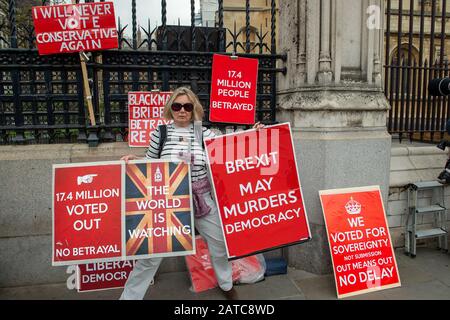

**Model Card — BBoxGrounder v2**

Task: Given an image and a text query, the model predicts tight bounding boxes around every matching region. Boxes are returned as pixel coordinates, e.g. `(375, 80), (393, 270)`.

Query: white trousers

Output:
(120, 191), (233, 300)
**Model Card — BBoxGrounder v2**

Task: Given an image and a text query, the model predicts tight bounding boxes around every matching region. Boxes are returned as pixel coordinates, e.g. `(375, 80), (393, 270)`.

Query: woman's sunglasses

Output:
(171, 103), (194, 112)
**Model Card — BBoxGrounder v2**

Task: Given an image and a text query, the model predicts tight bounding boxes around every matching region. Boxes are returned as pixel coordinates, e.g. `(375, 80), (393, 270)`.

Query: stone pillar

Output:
(277, 0), (391, 274)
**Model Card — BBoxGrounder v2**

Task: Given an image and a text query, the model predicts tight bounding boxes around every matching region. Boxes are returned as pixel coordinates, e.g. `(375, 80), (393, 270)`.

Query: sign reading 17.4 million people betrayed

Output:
(32, 1), (118, 55)
(205, 123), (311, 259)
(209, 54), (259, 125)
(319, 186), (401, 298)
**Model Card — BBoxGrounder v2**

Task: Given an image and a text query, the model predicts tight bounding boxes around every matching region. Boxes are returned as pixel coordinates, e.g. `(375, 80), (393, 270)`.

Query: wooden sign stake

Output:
(69, 0), (96, 126)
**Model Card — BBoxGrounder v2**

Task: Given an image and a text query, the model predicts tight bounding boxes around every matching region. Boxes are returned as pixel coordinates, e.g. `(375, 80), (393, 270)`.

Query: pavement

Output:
(0, 246), (449, 300)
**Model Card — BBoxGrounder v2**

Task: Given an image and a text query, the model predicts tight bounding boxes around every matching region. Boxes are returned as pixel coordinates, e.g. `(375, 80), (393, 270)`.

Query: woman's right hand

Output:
(121, 154), (140, 163)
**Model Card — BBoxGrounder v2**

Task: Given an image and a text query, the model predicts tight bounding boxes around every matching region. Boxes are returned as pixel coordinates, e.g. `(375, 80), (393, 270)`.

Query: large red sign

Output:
(205, 123), (311, 259)
(32, 2), (118, 55)
(77, 260), (135, 292)
(209, 54), (258, 125)
(319, 186), (401, 298)
(52, 162), (124, 266)
(128, 92), (173, 147)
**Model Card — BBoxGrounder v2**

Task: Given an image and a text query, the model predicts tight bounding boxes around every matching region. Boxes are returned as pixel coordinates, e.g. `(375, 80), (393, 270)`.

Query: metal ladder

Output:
(405, 181), (448, 257)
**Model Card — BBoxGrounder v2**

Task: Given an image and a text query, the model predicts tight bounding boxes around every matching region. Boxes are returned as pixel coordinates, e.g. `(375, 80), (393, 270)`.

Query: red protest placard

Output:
(205, 123), (311, 259)
(32, 2), (118, 55)
(128, 92), (173, 147)
(319, 186), (401, 299)
(209, 54), (258, 125)
(77, 260), (135, 292)
(124, 160), (195, 259)
(52, 162), (124, 266)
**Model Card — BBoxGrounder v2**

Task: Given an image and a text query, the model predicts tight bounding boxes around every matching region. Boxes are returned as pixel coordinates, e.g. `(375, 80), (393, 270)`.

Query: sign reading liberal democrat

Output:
(205, 123), (311, 259)
(77, 260), (136, 292)
(125, 160), (194, 259)
(209, 54), (258, 125)
(128, 91), (173, 148)
(32, 2), (118, 55)
(52, 162), (124, 266)
(319, 186), (401, 299)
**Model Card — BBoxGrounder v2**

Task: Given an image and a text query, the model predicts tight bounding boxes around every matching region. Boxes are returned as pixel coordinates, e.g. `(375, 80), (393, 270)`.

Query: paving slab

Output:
(293, 275), (336, 300)
(1, 247), (450, 300)
(0, 271), (304, 301)
(380, 280), (450, 300)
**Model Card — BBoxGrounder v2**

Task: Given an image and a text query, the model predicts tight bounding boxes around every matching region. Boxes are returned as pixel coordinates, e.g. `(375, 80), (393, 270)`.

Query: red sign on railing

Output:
(128, 92), (173, 148)
(209, 54), (259, 125)
(32, 2), (118, 55)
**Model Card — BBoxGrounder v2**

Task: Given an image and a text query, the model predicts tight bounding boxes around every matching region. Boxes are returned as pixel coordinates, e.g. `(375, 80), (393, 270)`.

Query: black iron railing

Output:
(385, 0), (450, 143)
(0, 0), (286, 145)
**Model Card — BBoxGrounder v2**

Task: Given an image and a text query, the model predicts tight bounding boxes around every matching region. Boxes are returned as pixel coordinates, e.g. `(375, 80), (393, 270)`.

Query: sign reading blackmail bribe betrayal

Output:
(319, 186), (401, 298)
(32, 2), (118, 55)
(52, 162), (124, 266)
(125, 160), (195, 259)
(209, 54), (258, 125)
(128, 91), (173, 147)
(205, 123), (311, 259)
(77, 260), (135, 292)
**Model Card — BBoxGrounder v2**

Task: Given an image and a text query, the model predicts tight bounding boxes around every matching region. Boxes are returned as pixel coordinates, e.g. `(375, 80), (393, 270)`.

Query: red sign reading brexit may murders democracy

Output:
(205, 123), (311, 259)
(128, 92), (173, 147)
(319, 186), (401, 299)
(32, 2), (118, 55)
(53, 162), (124, 266)
(209, 54), (258, 125)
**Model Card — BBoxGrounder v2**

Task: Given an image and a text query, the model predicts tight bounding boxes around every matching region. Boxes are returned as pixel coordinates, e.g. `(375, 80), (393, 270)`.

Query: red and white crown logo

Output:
(154, 167), (162, 182)
(345, 197), (361, 215)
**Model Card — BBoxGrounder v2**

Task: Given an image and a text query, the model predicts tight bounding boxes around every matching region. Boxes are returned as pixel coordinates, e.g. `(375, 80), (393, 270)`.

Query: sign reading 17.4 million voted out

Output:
(205, 123), (311, 259)
(52, 162), (124, 266)
(209, 54), (259, 125)
(319, 186), (401, 298)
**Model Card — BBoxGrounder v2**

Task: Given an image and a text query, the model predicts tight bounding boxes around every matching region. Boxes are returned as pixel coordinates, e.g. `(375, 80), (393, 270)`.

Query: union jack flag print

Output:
(125, 160), (194, 259)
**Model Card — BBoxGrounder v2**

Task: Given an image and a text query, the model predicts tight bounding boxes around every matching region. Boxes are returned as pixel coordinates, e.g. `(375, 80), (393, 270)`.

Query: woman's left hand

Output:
(253, 122), (265, 130)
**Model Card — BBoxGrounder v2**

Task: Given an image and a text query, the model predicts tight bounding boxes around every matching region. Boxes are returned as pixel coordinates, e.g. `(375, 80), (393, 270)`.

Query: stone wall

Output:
(388, 144), (450, 249)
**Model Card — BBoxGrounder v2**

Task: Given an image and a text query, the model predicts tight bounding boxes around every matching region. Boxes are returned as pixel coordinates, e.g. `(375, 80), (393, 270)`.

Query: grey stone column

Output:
(278, 0), (391, 274)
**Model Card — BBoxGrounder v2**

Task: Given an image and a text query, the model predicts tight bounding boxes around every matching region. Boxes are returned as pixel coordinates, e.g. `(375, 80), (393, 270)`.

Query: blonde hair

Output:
(163, 87), (204, 122)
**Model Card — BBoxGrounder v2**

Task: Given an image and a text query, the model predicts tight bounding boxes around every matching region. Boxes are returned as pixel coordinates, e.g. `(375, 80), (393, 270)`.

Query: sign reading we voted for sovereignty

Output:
(205, 123), (311, 259)
(128, 92), (173, 147)
(32, 1), (118, 55)
(124, 160), (195, 259)
(319, 186), (401, 299)
(209, 54), (258, 125)
(52, 162), (125, 266)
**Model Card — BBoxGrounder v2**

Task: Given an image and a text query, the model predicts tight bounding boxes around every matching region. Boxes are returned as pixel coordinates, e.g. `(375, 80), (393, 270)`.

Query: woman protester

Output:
(120, 87), (264, 300)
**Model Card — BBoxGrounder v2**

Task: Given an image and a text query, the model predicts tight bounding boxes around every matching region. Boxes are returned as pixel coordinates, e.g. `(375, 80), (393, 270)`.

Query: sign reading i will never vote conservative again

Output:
(32, 2), (118, 55)
(205, 123), (311, 259)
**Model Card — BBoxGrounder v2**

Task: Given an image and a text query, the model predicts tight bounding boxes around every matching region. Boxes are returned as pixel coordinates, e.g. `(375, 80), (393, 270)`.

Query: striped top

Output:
(145, 123), (216, 182)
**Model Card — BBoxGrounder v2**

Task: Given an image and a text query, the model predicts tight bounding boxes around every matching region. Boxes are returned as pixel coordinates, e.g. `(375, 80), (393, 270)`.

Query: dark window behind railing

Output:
(0, 0), (286, 145)
(385, 0), (450, 143)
